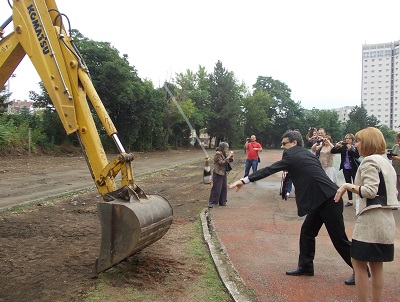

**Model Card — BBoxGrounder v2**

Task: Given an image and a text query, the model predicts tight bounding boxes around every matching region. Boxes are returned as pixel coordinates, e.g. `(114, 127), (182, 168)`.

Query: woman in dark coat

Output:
(208, 142), (234, 208)
(331, 133), (360, 206)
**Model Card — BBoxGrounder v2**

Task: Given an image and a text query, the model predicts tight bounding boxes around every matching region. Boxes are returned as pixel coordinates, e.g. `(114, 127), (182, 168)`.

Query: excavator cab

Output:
(0, 0), (173, 275)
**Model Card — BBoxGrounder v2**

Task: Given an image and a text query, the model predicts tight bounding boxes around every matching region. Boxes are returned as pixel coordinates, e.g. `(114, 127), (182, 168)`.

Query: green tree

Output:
(378, 125), (397, 148)
(72, 30), (145, 150)
(242, 89), (273, 145)
(344, 106), (379, 135)
(0, 86), (11, 115)
(208, 61), (244, 146)
(30, 82), (51, 109)
(163, 82), (198, 148)
(253, 76), (305, 147)
(175, 66), (211, 147)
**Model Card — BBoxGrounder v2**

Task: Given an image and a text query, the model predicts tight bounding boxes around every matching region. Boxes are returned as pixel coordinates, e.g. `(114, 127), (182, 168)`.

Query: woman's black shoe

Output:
(345, 202), (353, 207)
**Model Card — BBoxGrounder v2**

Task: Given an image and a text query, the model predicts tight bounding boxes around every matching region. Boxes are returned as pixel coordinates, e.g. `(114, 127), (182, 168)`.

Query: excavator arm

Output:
(0, 0), (172, 275)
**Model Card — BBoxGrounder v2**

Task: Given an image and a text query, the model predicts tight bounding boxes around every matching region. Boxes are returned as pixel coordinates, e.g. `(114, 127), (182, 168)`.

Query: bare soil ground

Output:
(0, 150), (243, 302)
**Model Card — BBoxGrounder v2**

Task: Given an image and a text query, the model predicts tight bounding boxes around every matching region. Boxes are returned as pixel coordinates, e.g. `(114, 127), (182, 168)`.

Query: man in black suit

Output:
(229, 131), (355, 284)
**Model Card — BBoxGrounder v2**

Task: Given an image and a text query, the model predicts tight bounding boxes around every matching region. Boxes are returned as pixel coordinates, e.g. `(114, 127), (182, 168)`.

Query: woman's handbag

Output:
(258, 156), (261, 163)
(366, 172), (387, 207)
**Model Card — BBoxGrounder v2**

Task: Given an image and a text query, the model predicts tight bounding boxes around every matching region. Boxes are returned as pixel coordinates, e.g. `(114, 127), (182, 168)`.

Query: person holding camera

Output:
(311, 135), (337, 183)
(244, 135), (262, 177)
(306, 127), (318, 147)
(389, 132), (400, 200)
(308, 128), (327, 155)
(331, 133), (361, 207)
(208, 142), (234, 208)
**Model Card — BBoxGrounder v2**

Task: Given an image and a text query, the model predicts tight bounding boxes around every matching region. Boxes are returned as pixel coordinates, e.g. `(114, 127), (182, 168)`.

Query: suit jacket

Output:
(330, 145), (360, 170)
(248, 146), (338, 216)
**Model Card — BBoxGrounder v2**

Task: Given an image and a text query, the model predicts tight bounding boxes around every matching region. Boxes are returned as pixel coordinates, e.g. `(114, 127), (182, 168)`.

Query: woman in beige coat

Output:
(335, 127), (400, 302)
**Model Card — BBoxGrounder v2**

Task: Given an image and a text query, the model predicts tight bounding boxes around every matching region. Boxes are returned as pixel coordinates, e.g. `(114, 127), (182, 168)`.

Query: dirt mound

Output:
(0, 153), (234, 301)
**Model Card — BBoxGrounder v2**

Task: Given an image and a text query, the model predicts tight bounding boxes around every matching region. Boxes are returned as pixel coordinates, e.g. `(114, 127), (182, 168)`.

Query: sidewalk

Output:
(205, 149), (400, 302)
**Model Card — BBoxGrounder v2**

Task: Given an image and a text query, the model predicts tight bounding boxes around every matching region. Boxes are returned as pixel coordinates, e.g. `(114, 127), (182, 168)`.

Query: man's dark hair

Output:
(282, 131), (303, 146)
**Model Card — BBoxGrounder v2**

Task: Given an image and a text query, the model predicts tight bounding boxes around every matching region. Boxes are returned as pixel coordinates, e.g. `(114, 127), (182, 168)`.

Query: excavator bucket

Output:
(94, 194), (173, 275)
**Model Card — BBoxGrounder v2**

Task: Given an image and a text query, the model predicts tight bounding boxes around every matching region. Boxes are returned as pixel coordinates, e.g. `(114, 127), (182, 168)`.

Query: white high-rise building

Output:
(361, 41), (400, 129)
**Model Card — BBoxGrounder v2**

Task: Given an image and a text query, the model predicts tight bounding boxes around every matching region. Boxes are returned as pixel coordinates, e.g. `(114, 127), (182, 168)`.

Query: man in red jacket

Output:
(244, 135), (262, 177)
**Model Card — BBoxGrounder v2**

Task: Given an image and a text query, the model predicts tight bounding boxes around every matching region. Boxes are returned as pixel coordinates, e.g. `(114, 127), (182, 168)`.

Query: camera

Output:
(341, 141), (348, 145)
(246, 138), (250, 142)
(387, 149), (397, 160)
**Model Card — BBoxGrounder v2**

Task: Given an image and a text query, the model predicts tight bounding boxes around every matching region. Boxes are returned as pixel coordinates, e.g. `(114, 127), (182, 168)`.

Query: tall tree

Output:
(253, 76), (305, 147)
(345, 106), (379, 135)
(208, 61), (244, 146)
(72, 30), (156, 150)
(175, 66), (211, 146)
(0, 86), (11, 115)
(242, 89), (273, 145)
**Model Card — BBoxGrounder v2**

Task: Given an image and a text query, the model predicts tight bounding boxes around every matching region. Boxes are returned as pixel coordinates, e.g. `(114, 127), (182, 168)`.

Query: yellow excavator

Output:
(0, 0), (173, 275)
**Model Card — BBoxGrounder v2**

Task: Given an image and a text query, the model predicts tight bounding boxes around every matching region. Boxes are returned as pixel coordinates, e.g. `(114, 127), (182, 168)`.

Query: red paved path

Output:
(210, 149), (400, 302)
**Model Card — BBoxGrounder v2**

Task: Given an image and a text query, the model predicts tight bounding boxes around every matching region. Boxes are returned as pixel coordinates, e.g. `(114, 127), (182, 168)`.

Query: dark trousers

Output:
(343, 169), (357, 200)
(298, 197), (352, 269)
(208, 173), (227, 206)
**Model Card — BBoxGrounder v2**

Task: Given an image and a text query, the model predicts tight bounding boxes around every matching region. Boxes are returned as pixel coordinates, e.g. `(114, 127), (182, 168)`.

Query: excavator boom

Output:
(0, 0), (173, 275)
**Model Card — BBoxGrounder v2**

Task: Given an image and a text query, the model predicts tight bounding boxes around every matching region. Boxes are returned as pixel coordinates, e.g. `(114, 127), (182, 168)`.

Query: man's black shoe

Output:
(345, 274), (355, 285)
(345, 267), (370, 285)
(286, 267), (314, 276)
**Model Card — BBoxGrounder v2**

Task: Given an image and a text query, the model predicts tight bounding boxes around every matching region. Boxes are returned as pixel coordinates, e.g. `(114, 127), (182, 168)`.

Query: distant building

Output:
(7, 100), (34, 114)
(361, 40), (400, 129)
(332, 106), (354, 123)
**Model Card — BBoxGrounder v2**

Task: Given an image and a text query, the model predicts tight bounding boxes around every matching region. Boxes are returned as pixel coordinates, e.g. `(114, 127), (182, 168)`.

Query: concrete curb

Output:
(200, 208), (253, 302)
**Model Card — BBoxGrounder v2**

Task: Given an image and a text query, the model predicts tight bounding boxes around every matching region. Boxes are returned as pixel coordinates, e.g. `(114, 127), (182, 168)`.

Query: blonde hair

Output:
(355, 127), (386, 156)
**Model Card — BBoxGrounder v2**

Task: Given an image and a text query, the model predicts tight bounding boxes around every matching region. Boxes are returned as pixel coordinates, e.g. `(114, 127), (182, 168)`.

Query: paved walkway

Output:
(206, 149), (400, 302)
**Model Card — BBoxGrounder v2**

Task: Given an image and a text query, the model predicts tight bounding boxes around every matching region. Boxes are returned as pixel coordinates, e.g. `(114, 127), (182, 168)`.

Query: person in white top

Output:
(312, 135), (337, 184)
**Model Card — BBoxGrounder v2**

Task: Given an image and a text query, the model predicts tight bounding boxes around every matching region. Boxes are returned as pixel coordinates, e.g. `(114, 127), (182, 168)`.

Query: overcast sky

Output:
(1, 0), (400, 109)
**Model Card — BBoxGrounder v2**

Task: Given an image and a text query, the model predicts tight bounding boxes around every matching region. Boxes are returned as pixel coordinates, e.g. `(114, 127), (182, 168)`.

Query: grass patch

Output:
(186, 220), (231, 302)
